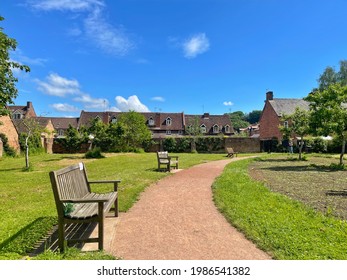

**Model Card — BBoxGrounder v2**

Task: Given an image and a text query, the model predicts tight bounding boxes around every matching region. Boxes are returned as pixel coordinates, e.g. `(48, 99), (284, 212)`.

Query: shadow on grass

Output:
(259, 164), (342, 173)
(326, 190), (347, 196)
(0, 167), (23, 172)
(0, 217), (96, 257)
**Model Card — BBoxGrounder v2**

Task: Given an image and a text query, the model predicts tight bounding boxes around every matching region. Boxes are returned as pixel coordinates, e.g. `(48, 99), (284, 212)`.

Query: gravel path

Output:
(105, 157), (271, 260)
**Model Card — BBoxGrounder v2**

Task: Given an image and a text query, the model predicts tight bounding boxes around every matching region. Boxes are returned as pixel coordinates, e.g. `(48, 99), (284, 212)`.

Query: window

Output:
(166, 117), (172, 126)
(111, 117), (117, 124)
(58, 129), (65, 136)
(225, 125), (230, 133)
(148, 117), (155, 126)
(284, 121), (289, 128)
(200, 124), (207, 134)
(166, 130), (172, 135)
(13, 113), (22, 119)
(213, 124), (220, 134)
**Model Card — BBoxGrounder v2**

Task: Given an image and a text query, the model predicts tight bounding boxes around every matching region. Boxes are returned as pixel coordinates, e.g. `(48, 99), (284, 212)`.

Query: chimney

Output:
(203, 113), (210, 119)
(27, 101), (32, 109)
(266, 91), (273, 101)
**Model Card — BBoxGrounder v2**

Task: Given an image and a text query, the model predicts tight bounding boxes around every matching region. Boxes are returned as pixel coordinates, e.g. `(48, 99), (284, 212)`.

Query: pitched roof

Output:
(7, 101), (37, 118)
(50, 117), (79, 129)
(269, 98), (310, 117)
(185, 113), (234, 133)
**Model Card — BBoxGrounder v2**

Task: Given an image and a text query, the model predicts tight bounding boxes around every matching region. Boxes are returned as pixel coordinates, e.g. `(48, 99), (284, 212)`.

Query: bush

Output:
(0, 133), (17, 157)
(85, 147), (105, 158)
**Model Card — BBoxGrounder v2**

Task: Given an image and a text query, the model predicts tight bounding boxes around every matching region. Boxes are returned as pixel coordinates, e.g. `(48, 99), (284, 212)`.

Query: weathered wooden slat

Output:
(49, 162), (120, 252)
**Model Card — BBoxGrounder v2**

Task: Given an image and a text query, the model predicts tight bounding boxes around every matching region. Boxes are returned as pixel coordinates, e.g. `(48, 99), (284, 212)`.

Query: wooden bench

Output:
(156, 151), (179, 172)
(49, 162), (120, 252)
(226, 147), (238, 158)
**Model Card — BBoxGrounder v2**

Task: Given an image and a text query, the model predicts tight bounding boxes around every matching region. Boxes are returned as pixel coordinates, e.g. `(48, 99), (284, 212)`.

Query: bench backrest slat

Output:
(50, 163), (90, 217)
(157, 151), (169, 161)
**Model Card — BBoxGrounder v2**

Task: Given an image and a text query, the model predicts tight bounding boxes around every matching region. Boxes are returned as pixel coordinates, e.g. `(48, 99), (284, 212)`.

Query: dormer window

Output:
(200, 124), (207, 134)
(95, 116), (101, 121)
(13, 113), (22, 119)
(213, 124), (220, 134)
(148, 117), (155, 126)
(225, 125), (231, 133)
(166, 117), (172, 126)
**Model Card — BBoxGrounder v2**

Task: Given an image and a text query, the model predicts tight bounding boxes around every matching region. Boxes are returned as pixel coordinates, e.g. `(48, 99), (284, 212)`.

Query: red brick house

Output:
(8, 101), (37, 119)
(0, 114), (20, 153)
(259, 91), (310, 140)
(185, 113), (234, 136)
(78, 111), (234, 138)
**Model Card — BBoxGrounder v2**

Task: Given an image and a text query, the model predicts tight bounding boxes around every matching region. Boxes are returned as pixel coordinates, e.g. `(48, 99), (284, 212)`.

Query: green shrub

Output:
(85, 147), (105, 158)
(0, 133), (17, 157)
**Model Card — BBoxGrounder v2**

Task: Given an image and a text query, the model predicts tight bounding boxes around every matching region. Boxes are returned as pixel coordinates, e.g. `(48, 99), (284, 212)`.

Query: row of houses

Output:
(0, 101), (236, 153)
(0, 91), (309, 154)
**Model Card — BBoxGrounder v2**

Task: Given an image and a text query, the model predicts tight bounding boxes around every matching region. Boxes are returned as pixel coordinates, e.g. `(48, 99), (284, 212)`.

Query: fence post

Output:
(0, 138), (3, 158)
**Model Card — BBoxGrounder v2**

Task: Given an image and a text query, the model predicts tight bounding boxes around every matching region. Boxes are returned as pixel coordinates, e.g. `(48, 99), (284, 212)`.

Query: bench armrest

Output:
(88, 180), (121, 191)
(168, 156), (179, 160)
(61, 198), (108, 203)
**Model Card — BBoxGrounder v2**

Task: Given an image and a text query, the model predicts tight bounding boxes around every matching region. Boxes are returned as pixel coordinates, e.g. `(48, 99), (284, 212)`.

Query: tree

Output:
(117, 111), (151, 150)
(185, 115), (202, 152)
(317, 60), (347, 91)
(227, 111), (250, 131)
(63, 124), (88, 153)
(15, 118), (44, 169)
(305, 83), (347, 165)
(0, 16), (30, 116)
(245, 110), (262, 124)
(280, 107), (310, 160)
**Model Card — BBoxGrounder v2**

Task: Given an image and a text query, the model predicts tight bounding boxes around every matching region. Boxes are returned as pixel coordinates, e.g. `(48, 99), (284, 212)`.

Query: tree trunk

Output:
(340, 137), (345, 165)
(298, 136), (304, 160)
(25, 136), (30, 168)
(191, 137), (197, 153)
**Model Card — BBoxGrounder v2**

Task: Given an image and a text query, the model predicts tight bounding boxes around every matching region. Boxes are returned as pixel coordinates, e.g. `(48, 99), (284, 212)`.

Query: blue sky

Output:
(2, 0), (347, 117)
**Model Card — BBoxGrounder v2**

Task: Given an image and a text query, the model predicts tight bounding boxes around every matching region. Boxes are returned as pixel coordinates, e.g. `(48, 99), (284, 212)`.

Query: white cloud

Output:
(73, 93), (109, 110)
(183, 33), (210, 59)
(223, 101), (234, 106)
(35, 73), (80, 97)
(84, 7), (134, 56)
(151, 96), (165, 102)
(51, 103), (79, 112)
(27, 0), (134, 56)
(115, 95), (150, 112)
(11, 48), (47, 66)
(27, 0), (104, 12)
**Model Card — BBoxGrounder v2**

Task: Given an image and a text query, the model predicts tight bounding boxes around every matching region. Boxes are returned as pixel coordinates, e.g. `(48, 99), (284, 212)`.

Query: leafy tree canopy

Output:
(0, 16), (30, 116)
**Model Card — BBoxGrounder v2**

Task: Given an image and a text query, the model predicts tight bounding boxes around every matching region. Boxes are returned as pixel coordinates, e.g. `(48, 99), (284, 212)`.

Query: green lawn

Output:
(213, 156), (347, 260)
(0, 152), (226, 259)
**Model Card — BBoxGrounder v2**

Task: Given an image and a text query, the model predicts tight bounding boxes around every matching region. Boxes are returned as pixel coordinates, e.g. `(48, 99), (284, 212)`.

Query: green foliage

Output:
(19, 132), (43, 154)
(0, 132), (16, 156)
(245, 110), (262, 124)
(117, 111), (152, 150)
(85, 147), (105, 158)
(163, 137), (176, 152)
(0, 16), (30, 116)
(305, 83), (347, 164)
(227, 111), (250, 130)
(63, 124), (88, 153)
(317, 60), (347, 91)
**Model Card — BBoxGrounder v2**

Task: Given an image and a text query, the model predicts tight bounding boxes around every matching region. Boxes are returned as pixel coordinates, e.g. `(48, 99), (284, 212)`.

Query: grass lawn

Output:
(213, 154), (347, 260)
(0, 152), (226, 259)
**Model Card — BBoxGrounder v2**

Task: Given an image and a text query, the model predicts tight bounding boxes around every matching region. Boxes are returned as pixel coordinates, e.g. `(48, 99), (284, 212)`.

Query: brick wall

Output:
(0, 115), (20, 152)
(0, 138), (3, 157)
(259, 101), (282, 140)
(224, 137), (261, 153)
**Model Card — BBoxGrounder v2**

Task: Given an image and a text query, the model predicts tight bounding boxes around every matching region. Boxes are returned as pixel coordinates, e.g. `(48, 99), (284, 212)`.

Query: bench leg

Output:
(98, 203), (104, 251)
(58, 218), (65, 252)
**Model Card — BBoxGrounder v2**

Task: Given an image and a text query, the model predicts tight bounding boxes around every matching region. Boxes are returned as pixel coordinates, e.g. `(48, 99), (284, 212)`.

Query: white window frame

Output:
(166, 117), (172, 126)
(200, 124), (207, 134)
(213, 124), (220, 134)
(225, 125), (230, 133)
(111, 117), (117, 124)
(166, 130), (172, 135)
(148, 117), (155, 126)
